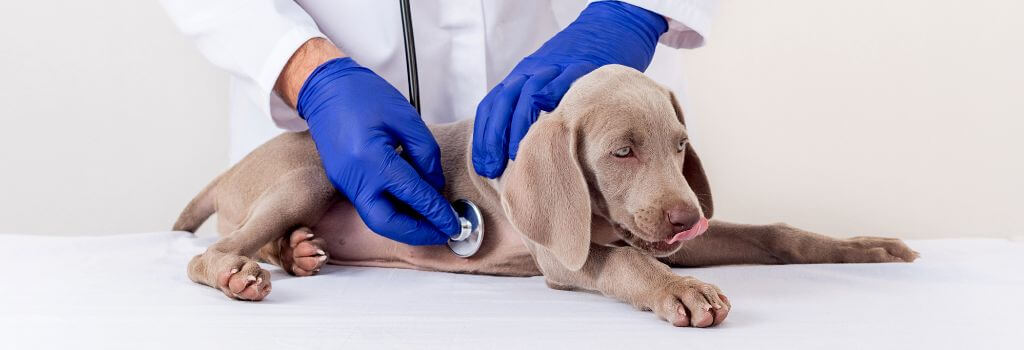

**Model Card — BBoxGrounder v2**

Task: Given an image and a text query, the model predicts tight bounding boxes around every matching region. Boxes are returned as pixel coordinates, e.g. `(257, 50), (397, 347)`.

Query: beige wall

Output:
(0, 0), (1020, 238)
(0, 0), (227, 235)
(680, 0), (1023, 238)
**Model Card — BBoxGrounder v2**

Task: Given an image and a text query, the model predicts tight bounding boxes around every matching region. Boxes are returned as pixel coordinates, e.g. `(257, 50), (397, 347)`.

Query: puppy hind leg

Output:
(187, 171), (335, 300)
(257, 226), (329, 276)
(188, 252), (271, 301)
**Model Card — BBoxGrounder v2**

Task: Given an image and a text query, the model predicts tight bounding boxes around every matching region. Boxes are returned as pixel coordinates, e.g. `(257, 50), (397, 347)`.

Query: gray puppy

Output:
(175, 65), (917, 327)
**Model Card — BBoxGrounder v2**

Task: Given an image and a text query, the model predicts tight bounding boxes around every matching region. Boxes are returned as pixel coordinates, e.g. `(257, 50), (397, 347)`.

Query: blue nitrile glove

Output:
(472, 1), (668, 178)
(297, 57), (460, 245)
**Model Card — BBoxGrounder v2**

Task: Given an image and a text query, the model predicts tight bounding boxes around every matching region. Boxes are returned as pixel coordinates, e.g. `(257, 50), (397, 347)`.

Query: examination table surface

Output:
(1, 232), (1020, 349)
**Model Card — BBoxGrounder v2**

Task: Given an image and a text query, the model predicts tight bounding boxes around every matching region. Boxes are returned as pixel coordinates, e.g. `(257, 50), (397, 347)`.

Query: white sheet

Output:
(0, 232), (1020, 349)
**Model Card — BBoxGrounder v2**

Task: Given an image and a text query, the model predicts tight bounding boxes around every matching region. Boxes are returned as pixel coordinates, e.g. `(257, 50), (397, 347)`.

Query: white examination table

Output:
(0, 232), (1020, 349)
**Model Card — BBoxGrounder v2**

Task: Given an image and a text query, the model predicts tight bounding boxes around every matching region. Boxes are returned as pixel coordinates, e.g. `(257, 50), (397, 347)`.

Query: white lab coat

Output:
(160, 0), (715, 161)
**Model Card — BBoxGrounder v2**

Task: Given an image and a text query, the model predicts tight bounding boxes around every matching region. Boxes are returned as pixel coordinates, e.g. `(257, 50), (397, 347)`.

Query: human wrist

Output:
(275, 37), (344, 108)
(581, 1), (668, 46)
(295, 57), (374, 121)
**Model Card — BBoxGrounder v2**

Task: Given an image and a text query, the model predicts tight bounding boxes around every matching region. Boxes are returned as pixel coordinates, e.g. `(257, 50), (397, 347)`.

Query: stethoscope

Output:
(400, 0), (484, 257)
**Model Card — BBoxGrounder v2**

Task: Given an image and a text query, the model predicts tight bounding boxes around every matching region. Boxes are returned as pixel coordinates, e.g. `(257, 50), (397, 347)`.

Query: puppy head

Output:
(501, 65), (713, 271)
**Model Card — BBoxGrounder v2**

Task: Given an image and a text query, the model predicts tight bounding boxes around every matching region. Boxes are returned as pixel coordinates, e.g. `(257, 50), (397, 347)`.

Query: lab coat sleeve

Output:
(160, 0), (322, 130)
(611, 0), (716, 49)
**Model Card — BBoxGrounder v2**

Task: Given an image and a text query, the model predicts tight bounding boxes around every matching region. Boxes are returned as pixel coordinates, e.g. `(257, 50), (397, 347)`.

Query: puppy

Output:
(175, 65), (918, 327)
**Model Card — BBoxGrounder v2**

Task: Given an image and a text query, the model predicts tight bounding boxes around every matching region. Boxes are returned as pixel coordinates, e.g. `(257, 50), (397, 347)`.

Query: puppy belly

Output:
(313, 200), (540, 276)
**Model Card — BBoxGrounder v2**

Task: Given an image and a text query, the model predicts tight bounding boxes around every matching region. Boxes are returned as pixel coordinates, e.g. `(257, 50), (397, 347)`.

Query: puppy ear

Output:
(670, 91), (714, 218)
(683, 144), (714, 218)
(501, 116), (591, 271)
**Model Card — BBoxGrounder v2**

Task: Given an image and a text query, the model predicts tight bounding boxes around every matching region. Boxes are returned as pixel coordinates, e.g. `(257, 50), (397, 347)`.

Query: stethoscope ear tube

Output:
(399, 0), (420, 114)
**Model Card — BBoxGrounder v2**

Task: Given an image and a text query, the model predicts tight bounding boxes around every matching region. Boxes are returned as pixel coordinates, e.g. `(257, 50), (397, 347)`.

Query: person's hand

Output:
(297, 57), (460, 245)
(472, 1), (668, 178)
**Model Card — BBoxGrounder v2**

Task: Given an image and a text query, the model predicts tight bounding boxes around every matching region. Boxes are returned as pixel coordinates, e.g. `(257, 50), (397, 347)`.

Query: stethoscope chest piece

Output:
(448, 199), (484, 258)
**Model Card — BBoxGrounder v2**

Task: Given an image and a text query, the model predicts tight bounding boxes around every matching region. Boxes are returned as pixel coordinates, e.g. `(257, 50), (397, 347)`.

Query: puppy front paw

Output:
(648, 276), (730, 327)
(837, 236), (919, 263)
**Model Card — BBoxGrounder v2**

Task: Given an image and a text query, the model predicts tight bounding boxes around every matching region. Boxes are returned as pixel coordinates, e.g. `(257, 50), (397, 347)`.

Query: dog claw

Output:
(230, 268), (239, 275)
(316, 249), (326, 256)
(246, 275), (257, 282)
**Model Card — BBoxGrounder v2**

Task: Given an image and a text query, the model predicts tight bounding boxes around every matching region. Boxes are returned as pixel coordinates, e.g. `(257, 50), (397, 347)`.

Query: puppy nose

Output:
(666, 207), (701, 233)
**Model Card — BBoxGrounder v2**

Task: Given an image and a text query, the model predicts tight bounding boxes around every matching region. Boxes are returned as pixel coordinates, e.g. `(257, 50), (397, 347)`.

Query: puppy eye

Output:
(676, 140), (688, 152)
(612, 147), (632, 158)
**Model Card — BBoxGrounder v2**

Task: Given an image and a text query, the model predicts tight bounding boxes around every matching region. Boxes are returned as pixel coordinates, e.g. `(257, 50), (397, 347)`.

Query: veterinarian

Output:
(161, 0), (712, 246)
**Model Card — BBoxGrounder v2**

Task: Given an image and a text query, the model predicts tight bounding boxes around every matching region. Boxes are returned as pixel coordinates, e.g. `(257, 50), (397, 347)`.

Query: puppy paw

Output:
(649, 276), (730, 327)
(279, 227), (328, 276)
(214, 256), (272, 301)
(837, 236), (919, 263)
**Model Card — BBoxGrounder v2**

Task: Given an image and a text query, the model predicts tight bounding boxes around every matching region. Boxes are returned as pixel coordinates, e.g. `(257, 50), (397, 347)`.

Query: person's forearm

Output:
(275, 37), (345, 108)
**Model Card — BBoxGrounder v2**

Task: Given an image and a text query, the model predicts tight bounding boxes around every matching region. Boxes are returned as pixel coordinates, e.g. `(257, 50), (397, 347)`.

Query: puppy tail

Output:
(173, 174), (222, 233)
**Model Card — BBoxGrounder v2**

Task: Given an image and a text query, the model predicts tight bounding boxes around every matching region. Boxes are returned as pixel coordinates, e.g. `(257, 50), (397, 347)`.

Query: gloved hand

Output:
(472, 1), (668, 178)
(297, 57), (460, 245)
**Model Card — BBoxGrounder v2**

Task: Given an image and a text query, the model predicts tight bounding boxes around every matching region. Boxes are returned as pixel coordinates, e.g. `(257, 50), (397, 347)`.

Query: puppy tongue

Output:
(666, 217), (709, 244)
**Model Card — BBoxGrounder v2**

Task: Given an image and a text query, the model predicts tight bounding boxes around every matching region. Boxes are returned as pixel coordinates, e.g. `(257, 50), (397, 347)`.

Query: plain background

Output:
(0, 0), (1020, 239)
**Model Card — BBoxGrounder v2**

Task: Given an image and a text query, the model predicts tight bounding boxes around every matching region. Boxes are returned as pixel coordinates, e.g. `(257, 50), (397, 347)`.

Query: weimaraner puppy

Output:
(174, 65), (918, 327)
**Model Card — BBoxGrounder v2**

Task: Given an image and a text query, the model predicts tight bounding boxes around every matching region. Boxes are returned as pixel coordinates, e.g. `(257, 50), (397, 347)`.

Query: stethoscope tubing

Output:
(399, 0), (420, 114)
(398, 1), (483, 258)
